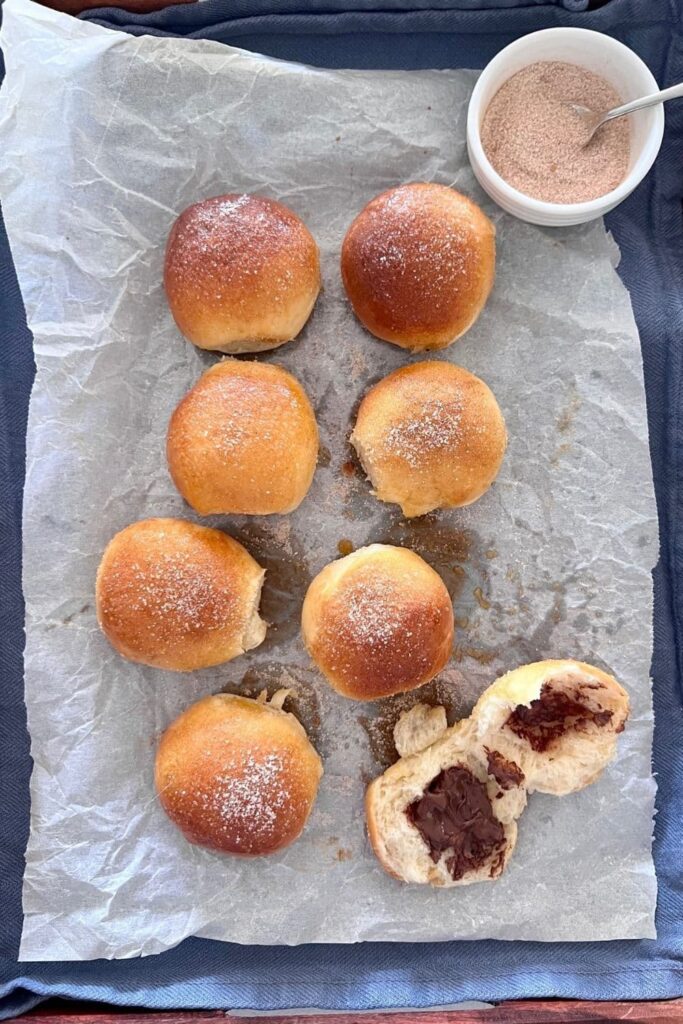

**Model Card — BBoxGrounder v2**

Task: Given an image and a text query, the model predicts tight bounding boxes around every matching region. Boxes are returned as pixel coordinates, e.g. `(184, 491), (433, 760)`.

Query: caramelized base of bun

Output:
(341, 183), (495, 351)
(301, 544), (454, 701)
(167, 359), (319, 515)
(156, 692), (323, 856)
(96, 518), (266, 671)
(164, 194), (321, 353)
(351, 361), (507, 517)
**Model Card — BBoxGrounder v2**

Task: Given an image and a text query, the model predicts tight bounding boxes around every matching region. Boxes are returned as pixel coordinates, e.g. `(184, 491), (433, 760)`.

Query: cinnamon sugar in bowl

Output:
(467, 29), (664, 227)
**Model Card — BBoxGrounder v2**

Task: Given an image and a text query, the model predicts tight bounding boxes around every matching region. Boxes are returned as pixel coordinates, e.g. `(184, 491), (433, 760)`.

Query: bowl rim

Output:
(466, 27), (665, 216)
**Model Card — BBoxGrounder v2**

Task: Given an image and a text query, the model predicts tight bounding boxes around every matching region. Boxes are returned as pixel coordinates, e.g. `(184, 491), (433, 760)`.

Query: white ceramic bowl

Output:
(466, 28), (664, 226)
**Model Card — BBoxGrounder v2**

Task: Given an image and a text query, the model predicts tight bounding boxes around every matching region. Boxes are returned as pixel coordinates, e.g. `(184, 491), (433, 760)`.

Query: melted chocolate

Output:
(506, 683), (613, 753)
(486, 748), (525, 790)
(407, 765), (506, 881)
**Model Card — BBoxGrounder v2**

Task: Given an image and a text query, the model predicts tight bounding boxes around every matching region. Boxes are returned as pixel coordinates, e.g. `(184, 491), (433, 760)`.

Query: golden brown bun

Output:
(164, 194), (321, 353)
(167, 359), (319, 516)
(351, 361), (507, 517)
(301, 544), (454, 701)
(96, 518), (266, 671)
(341, 183), (495, 351)
(155, 692), (323, 856)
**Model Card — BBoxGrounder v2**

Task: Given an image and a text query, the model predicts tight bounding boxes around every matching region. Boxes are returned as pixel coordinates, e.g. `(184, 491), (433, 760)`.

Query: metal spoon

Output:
(569, 82), (683, 145)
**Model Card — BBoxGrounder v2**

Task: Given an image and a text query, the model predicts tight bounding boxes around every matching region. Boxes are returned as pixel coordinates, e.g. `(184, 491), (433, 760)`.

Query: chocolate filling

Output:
(486, 748), (525, 789)
(407, 765), (506, 880)
(506, 683), (613, 753)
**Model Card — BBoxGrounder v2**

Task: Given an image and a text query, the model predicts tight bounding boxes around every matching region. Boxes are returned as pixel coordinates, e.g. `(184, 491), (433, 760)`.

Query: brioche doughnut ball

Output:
(350, 361), (507, 518)
(167, 359), (319, 516)
(341, 183), (495, 351)
(301, 544), (454, 701)
(155, 692), (323, 856)
(96, 518), (266, 672)
(472, 659), (630, 796)
(164, 194), (321, 353)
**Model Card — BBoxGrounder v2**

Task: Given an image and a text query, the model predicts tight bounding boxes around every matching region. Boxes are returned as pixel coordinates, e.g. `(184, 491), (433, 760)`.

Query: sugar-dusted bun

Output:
(366, 716), (525, 886)
(341, 183), (495, 351)
(471, 659), (630, 796)
(301, 544), (454, 701)
(164, 194), (321, 353)
(155, 691), (323, 856)
(167, 359), (318, 516)
(351, 361), (507, 518)
(96, 518), (266, 671)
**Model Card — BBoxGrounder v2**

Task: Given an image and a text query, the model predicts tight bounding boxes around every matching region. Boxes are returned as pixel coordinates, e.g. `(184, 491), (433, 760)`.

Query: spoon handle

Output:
(601, 82), (683, 125)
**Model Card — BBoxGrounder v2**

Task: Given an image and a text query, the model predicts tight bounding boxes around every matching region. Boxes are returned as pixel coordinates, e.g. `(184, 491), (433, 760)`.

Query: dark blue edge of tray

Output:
(1, 0), (682, 1017)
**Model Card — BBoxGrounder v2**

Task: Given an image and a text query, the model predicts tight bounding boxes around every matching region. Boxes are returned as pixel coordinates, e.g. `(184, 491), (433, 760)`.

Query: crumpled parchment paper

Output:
(0, 0), (658, 961)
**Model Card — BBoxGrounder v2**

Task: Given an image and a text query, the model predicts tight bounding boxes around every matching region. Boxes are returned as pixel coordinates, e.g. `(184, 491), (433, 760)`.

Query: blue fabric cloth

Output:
(1, 0), (682, 1017)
